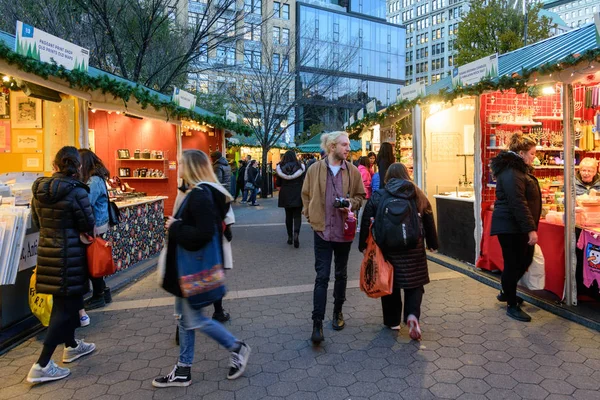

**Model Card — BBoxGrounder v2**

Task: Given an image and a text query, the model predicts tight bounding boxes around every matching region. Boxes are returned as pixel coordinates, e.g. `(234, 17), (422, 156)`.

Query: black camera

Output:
(333, 197), (350, 208)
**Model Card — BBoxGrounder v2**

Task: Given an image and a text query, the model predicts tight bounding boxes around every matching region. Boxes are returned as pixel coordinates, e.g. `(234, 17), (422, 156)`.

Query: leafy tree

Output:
(455, 0), (555, 66)
(0, 0), (248, 92)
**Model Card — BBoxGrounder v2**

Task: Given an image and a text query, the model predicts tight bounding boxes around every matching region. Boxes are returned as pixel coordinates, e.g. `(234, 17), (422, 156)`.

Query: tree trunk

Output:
(261, 145), (270, 199)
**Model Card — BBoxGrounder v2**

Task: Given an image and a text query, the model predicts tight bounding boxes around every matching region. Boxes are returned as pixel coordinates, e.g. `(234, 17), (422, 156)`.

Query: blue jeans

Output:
(175, 297), (238, 366)
(242, 187), (249, 202)
(249, 188), (258, 204)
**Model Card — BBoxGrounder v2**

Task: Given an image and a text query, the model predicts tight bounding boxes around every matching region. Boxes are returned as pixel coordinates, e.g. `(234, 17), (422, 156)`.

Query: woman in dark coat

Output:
(490, 133), (541, 322)
(27, 146), (96, 383)
(276, 150), (306, 248)
(359, 163), (438, 341)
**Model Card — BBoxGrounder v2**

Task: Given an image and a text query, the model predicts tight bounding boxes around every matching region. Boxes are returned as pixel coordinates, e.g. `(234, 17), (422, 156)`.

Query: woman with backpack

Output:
(490, 133), (540, 322)
(154, 149), (249, 388)
(276, 150), (306, 248)
(358, 163), (438, 340)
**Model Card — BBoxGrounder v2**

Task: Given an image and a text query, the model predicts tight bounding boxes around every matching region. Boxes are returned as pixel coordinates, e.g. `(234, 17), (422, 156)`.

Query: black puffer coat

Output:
(358, 178), (438, 289)
(277, 162), (305, 208)
(490, 151), (541, 235)
(31, 173), (95, 296)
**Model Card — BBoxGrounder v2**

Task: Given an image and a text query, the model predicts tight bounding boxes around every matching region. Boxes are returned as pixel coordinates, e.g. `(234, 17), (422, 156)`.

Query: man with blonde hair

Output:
(302, 131), (366, 344)
(576, 157), (600, 196)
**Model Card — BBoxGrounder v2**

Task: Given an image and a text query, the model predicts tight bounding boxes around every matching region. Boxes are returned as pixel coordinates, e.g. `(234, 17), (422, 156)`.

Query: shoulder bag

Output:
(105, 183), (121, 226)
(85, 233), (117, 278)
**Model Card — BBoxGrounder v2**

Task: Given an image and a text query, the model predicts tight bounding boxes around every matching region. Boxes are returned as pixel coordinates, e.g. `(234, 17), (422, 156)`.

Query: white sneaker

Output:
(80, 314), (90, 327)
(27, 360), (70, 383)
(62, 339), (96, 363)
(227, 342), (251, 380)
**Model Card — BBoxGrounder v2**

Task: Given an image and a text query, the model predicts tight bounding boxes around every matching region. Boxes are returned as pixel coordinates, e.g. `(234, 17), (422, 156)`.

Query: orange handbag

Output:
(85, 234), (116, 278)
(360, 229), (394, 298)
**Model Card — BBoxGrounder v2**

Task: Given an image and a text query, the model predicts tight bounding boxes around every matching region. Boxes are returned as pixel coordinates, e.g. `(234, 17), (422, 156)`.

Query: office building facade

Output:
(542, 0), (598, 29)
(296, 1), (406, 133)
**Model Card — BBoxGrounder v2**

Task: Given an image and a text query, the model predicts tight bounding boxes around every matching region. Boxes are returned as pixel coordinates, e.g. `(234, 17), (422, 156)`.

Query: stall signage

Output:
(357, 108), (364, 120)
(349, 115), (355, 125)
(18, 232), (39, 271)
(366, 100), (376, 114)
(172, 87), (197, 110)
(595, 13), (600, 45)
(226, 110), (238, 122)
(452, 54), (498, 88)
(15, 21), (89, 72)
(397, 82), (426, 102)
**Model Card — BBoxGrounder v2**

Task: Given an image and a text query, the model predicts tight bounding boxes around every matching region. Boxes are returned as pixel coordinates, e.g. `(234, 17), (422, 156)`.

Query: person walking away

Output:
(27, 146), (97, 383)
(277, 150), (306, 248)
(79, 149), (113, 317)
(211, 151), (232, 195)
(356, 156), (372, 232)
(246, 160), (260, 206)
(490, 133), (541, 322)
(154, 150), (250, 388)
(229, 160), (238, 198)
(359, 163), (438, 340)
(376, 142), (395, 187)
(302, 131), (366, 344)
(368, 151), (377, 175)
(236, 161), (247, 202)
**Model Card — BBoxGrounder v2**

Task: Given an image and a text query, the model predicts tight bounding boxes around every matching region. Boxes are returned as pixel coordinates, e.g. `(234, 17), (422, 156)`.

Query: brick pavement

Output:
(1, 196), (599, 399)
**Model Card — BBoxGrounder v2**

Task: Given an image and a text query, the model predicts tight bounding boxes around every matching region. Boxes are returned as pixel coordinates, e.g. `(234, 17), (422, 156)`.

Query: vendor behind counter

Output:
(576, 157), (600, 196)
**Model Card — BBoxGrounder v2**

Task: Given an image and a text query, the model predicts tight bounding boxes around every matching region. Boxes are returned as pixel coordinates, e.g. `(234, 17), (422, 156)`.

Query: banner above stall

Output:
(172, 87), (197, 110)
(452, 54), (498, 89)
(15, 21), (89, 72)
(397, 81), (426, 102)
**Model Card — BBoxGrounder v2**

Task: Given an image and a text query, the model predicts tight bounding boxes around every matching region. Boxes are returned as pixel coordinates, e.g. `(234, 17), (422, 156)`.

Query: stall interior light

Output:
(542, 86), (556, 95)
(429, 103), (443, 115)
(90, 108), (96, 113)
(2, 76), (10, 82)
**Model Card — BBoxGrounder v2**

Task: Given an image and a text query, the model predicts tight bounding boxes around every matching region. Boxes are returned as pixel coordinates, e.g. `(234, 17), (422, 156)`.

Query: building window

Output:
(217, 46), (236, 65)
(282, 28), (290, 45)
(273, 53), (280, 71)
(282, 4), (290, 20)
(199, 43), (208, 63)
(244, 50), (261, 69)
(274, 2), (289, 19)
(273, 26), (280, 44)
(245, 23), (261, 41)
(282, 56), (289, 72)
(333, 22), (339, 42)
(244, 0), (262, 14)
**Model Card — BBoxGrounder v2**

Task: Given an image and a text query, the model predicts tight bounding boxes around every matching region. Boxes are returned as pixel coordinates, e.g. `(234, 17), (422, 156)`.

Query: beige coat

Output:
(301, 160), (366, 232)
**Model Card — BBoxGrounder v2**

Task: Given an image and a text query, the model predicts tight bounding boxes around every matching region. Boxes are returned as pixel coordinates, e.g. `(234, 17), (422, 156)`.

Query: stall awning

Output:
(297, 132), (362, 153)
(227, 134), (290, 149)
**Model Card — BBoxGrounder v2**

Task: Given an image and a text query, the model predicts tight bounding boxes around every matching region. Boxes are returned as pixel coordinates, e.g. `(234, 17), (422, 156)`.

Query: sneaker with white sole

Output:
(80, 314), (90, 327)
(27, 360), (70, 383)
(407, 316), (422, 341)
(152, 365), (192, 388)
(227, 342), (251, 380)
(62, 339), (96, 363)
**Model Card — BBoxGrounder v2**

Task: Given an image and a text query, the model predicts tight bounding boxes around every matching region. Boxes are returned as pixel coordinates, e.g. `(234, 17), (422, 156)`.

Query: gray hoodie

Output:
(213, 157), (232, 193)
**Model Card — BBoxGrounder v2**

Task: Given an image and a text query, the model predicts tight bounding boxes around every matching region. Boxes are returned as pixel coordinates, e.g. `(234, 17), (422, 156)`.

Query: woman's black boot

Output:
(293, 233), (299, 248)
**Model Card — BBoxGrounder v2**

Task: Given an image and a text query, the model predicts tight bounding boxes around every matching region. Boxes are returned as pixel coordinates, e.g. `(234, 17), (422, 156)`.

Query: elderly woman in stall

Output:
(576, 157), (600, 196)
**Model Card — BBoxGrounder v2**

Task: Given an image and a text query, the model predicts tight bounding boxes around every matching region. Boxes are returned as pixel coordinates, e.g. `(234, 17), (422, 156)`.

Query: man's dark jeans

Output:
(312, 232), (352, 321)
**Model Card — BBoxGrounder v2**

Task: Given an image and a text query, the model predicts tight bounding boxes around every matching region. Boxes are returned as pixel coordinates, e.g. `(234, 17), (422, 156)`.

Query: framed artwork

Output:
(0, 120), (10, 152)
(0, 91), (9, 119)
(22, 154), (43, 172)
(10, 93), (42, 129)
(44, 99), (75, 171)
(12, 129), (43, 153)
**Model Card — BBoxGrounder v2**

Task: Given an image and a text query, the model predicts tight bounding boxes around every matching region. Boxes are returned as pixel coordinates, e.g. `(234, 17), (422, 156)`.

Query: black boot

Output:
(311, 320), (324, 344)
(497, 290), (523, 305)
(332, 312), (345, 331)
(293, 233), (299, 248)
(506, 305), (531, 322)
(287, 235), (293, 245)
(84, 295), (106, 310)
(103, 287), (112, 304)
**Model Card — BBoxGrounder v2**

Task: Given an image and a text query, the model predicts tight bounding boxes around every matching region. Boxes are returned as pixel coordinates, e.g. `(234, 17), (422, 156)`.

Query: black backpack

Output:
(373, 190), (422, 251)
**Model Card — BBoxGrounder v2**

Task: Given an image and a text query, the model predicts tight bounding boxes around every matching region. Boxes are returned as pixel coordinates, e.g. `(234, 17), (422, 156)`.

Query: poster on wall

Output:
(12, 129), (43, 153)
(0, 121), (10, 152)
(10, 93), (42, 129)
(44, 99), (75, 171)
(0, 91), (9, 119)
(22, 154), (43, 172)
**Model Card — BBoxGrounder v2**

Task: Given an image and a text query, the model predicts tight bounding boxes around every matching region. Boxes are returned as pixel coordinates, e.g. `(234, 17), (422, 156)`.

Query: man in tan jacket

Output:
(301, 131), (366, 344)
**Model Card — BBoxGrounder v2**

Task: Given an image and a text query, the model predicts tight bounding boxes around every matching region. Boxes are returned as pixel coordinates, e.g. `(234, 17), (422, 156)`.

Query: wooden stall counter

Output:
(434, 193), (476, 264)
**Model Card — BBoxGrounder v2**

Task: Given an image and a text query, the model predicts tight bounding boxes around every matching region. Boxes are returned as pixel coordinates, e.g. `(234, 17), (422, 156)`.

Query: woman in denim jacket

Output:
(79, 149), (112, 316)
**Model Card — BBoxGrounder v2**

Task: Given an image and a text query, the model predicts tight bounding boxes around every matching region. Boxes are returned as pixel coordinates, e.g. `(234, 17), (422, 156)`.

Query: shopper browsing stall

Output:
(575, 157), (600, 196)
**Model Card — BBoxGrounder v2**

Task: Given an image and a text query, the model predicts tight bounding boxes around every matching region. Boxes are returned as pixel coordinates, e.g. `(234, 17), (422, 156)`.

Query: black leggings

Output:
(381, 286), (424, 327)
(285, 207), (302, 236)
(498, 233), (535, 307)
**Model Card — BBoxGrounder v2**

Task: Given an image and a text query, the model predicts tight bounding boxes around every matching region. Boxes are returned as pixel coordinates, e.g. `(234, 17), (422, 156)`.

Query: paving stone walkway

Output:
(1, 196), (599, 400)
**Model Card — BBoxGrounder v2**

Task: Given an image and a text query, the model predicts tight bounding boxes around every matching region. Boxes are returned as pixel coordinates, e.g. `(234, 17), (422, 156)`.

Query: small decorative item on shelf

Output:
(117, 149), (130, 159)
(156, 151), (163, 159)
(134, 149), (141, 159)
(150, 150), (157, 159)
(118, 167), (131, 177)
(139, 168), (148, 177)
(141, 149), (151, 159)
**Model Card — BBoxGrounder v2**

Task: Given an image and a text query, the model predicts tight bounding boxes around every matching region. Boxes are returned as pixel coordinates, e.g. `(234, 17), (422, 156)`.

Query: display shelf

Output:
(119, 177), (168, 180)
(532, 116), (582, 121)
(116, 158), (167, 162)
(487, 121), (542, 127)
(487, 146), (583, 152)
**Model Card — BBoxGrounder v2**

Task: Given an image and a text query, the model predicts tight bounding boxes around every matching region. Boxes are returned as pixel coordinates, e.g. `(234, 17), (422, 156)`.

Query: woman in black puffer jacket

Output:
(490, 133), (541, 323)
(276, 150), (306, 248)
(359, 163), (438, 341)
(27, 146), (96, 384)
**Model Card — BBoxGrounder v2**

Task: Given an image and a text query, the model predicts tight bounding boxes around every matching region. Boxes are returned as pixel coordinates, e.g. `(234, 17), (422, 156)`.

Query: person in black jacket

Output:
(153, 150), (250, 388)
(246, 160), (260, 206)
(490, 133), (541, 322)
(235, 160), (246, 202)
(359, 163), (438, 341)
(276, 150), (306, 248)
(27, 146), (97, 384)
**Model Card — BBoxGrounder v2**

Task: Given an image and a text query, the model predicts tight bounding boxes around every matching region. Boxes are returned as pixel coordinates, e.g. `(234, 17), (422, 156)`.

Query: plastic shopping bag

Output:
(519, 244), (545, 291)
(360, 231), (394, 298)
(29, 269), (53, 326)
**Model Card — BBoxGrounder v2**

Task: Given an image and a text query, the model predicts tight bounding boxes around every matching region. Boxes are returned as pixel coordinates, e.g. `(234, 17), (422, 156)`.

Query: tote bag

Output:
(29, 269), (53, 326)
(360, 230), (394, 298)
(86, 234), (117, 278)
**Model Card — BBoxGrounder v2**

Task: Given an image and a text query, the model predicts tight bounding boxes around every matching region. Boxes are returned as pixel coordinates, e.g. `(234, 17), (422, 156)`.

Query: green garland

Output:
(0, 42), (252, 136)
(347, 48), (600, 138)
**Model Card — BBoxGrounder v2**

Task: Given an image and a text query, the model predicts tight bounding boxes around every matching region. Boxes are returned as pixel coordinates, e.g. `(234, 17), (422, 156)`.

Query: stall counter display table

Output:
(109, 196), (167, 271)
(477, 209), (564, 299)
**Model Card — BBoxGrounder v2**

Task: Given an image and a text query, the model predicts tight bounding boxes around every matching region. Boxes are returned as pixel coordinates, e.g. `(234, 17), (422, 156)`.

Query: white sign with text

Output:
(452, 54), (498, 88)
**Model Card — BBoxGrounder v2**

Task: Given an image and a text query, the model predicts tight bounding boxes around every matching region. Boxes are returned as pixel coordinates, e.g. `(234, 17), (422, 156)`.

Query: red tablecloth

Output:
(477, 210), (565, 299)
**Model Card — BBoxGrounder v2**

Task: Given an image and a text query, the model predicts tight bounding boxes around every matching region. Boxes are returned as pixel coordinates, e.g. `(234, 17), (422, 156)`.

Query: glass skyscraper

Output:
(296, 1), (406, 133)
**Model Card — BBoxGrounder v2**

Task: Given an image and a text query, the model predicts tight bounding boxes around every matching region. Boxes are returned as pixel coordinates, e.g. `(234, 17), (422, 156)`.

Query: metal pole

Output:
(474, 96), (483, 265)
(413, 105), (424, 189)
(523, 0), (528, 46)
(563, 83), (577, 306)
